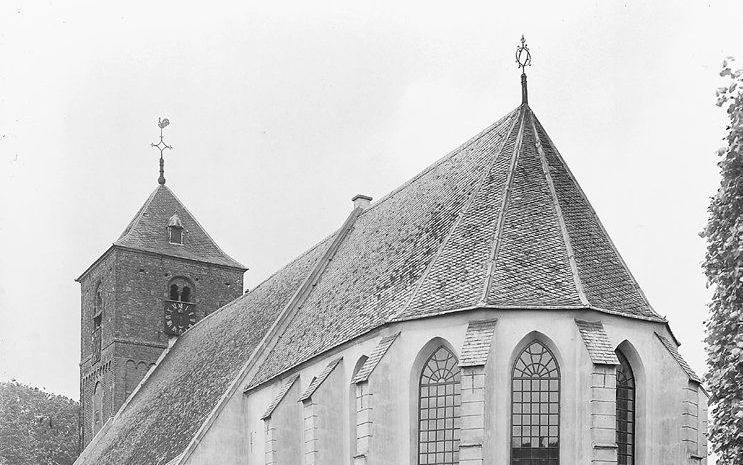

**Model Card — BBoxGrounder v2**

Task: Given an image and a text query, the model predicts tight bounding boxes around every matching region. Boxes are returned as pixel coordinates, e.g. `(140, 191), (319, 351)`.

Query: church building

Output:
(74, 41), (708, 465)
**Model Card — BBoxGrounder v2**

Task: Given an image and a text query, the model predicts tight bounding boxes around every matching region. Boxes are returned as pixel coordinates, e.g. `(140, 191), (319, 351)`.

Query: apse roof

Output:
(75, 99), (665, 465)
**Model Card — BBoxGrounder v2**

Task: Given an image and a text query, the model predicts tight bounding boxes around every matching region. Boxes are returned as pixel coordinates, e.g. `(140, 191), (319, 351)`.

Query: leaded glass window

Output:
(511, 340), (560, 465)
(616, 351), (635, 465)
(418, 346), (461, 465)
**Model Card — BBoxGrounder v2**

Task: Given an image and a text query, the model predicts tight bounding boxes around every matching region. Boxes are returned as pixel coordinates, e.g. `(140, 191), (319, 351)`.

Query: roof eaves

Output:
(75, 246), (115, 282)
(530, 111), (589, 306)
(480, 106), (528, 303)
(111, 244), (248, 272)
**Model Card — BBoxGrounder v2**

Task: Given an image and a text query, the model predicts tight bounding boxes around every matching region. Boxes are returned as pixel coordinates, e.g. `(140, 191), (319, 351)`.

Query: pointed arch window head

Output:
(616, 350), (636, 465)
(418, 346), (461, 465)
(168, 214), (183, 245)
(511, 340), (560, 465)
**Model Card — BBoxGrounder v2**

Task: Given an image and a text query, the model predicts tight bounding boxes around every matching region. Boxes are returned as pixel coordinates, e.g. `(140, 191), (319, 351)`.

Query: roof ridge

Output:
(531, 114), (661, 318)
(359, 107), (520, 216)
(480, 105), (528, 303)
(394, 109), (522, 319)
(530, 111), (589, 306)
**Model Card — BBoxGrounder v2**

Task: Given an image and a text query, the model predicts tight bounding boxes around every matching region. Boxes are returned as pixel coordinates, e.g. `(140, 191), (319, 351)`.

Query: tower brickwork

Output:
(77, 185), (246, 447)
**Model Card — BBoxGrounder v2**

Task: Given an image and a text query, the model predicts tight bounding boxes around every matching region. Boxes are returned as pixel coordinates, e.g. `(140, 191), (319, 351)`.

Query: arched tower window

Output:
(167, 278), (194, 303)
(181, 286), (191, 303)
(168, 214), (183, 245)
(417, 346), (461, 465)
(169, 284), (180, 301)
(511, 340), (560, 465)
(616, 350), (636, 465)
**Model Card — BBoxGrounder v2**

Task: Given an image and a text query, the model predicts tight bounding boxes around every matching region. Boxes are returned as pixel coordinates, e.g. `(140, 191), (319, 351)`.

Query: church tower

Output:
(76, 125), (246, 447)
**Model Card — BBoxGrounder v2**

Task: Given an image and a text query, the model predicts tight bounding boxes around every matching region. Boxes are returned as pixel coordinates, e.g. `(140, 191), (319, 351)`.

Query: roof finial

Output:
(515, 35), (532, 105)
(151, 117), (172, 185)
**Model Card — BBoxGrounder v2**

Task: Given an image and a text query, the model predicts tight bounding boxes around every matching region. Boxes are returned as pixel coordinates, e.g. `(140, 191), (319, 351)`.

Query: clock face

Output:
(163, 301), (197, 336)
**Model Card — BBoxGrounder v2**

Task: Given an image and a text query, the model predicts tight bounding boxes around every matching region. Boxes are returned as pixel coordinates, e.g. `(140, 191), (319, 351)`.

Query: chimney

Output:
(351, 194), (372, 210)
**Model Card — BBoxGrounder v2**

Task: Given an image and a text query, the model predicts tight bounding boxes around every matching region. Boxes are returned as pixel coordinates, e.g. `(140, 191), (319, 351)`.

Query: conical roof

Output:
(114, 185), (245, 269)
(247, 102), (662, 388)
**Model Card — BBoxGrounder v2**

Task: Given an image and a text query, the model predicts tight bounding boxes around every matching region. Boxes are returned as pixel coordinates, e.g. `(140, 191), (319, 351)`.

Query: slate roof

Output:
(298, 357), (343, 402)
(247, 103), (661, 389)
(78, 101), (665, 465)
(655, 332), (701, 383)
(351, 332), (400, 384)
(261, 374), (300, 420)
(574, 319), (620, 365)
(80, 185), (245, 279)
(459, 319), (498, 367)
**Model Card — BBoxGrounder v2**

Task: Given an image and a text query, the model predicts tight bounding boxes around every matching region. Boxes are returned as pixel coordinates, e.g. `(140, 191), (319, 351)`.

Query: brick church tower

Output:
(75, 179), (246, 447)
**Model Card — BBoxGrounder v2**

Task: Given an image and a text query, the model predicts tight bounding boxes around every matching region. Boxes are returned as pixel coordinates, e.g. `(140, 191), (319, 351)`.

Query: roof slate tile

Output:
(574, 319), (620, 365)
(351, 332), (400, 384)
(459, 320), (498, 367)
(655, 332), (701, 383)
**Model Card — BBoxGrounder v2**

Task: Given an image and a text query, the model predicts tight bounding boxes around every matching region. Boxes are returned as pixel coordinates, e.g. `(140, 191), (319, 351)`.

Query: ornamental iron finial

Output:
(515, 35), (532, 105)
(151, 117), (172, 185)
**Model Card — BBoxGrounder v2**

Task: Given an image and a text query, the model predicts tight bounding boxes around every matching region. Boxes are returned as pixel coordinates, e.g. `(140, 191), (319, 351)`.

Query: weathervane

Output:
(515, 35), (532, 105)
(151, 117), (172, 185)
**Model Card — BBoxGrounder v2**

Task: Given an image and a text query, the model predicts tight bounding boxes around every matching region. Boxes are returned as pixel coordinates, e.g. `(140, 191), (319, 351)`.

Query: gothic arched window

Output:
(418, 346), (461, 465)
(616, 350), (635, 465)
(511, 340), (560, 465)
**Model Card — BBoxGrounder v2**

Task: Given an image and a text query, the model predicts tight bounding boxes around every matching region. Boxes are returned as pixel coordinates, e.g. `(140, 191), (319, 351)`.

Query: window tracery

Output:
(418, 346), (461, 465)
(616, 350), (635, 465)
(511, 340), (560, 465)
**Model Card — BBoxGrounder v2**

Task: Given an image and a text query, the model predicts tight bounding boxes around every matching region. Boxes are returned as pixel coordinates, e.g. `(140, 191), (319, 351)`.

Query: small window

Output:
(168, 214), (184, 245)
(170, 284), (180, 301)
(169, 227), (183, 244)
(181, 286), (191, 303)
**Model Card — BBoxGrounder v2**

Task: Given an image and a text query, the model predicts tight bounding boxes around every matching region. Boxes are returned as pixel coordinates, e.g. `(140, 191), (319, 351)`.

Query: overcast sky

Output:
(1, 1), (741, 400)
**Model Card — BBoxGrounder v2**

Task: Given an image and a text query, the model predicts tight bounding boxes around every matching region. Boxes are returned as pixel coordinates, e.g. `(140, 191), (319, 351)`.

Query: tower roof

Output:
(77, 185), (245, 281)
(75, 104), (663, 465)
(114, 185), (245, 269)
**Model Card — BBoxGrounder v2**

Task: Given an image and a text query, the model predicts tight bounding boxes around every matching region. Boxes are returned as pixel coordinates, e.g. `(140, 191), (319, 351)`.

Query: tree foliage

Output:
(0, 380), (79, 465)
(702, 58), (743, 464)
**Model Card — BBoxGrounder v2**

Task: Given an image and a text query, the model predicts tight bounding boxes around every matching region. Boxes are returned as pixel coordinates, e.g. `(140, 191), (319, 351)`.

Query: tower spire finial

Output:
(151, 117), (172, 185)
(515, 35), (532, 105)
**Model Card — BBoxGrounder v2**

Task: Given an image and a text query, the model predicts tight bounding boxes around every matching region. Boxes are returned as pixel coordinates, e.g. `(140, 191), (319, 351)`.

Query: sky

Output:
(0, 1), (741, 401)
